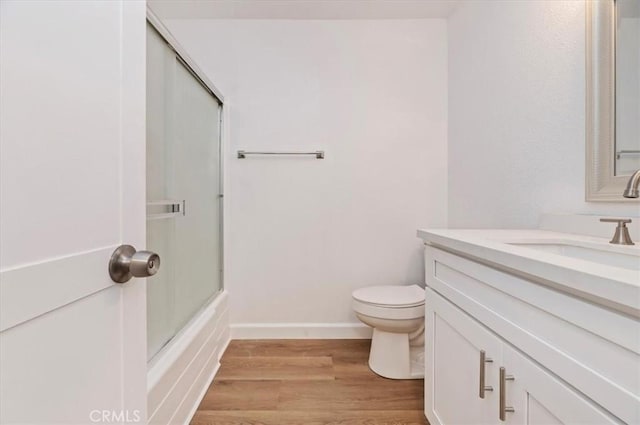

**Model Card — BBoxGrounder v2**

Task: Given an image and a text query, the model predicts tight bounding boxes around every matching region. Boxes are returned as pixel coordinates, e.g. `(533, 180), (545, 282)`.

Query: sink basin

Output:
(508, 242), (640, 271)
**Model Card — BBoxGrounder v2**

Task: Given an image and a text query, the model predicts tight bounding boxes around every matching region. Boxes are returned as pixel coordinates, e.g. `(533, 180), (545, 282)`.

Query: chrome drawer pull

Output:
(499, 367), (515, 421)
(479, 350), (493, 399)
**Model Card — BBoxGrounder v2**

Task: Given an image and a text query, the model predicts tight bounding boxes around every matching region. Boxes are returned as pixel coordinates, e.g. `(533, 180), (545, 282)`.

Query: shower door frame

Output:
(146, 8), (226, 348)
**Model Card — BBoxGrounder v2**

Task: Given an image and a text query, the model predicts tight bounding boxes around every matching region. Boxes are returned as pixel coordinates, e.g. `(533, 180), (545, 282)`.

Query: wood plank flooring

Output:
(191, 339), (428, 425)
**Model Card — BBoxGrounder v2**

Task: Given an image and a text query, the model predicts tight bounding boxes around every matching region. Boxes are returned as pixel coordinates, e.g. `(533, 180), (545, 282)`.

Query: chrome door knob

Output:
(109, 244), (160, 283)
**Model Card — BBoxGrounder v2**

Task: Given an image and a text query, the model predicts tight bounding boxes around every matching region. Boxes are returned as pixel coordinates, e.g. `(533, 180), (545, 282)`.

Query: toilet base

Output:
(368, 328), (424, 380)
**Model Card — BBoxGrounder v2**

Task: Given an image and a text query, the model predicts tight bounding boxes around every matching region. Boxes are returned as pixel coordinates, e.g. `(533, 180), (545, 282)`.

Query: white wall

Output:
(448, 1), (639, 229)
(164, 19), (448, 331)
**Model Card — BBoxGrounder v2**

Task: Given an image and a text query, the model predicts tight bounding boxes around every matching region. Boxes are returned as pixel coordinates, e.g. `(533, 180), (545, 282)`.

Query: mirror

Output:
(586, 0), (639, 201)
(615, 0), (639, 176)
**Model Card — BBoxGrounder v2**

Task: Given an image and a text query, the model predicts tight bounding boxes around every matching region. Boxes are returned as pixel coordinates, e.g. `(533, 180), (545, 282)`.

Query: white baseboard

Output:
(147, 290), (230, 425)
(230, 322), (372, 339)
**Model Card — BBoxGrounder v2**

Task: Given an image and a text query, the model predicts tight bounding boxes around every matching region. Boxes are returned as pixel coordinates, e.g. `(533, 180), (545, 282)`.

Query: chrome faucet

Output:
(600, 218), (634, 245)
(623, 169), (640, 198)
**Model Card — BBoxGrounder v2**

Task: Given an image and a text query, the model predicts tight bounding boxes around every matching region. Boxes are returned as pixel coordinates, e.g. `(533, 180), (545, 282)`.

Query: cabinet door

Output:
(501, 346), (621, 425)
(426, 289), (502, 425)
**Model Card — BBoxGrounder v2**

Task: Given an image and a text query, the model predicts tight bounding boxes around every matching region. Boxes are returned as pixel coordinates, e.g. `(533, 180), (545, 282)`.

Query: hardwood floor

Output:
(191, 339), (428, 425)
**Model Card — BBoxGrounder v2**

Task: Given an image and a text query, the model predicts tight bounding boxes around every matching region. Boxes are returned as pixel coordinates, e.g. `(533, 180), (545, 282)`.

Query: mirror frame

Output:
(586, 0), (638, 202)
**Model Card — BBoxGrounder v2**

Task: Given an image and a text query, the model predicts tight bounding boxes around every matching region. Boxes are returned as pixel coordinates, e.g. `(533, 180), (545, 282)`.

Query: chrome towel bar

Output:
(237, 150), (324, 159)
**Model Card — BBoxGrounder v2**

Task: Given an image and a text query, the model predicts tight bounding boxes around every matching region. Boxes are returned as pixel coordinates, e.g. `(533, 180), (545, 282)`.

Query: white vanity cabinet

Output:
(427, 289), (620, 425)
(427, 290), (501, 425)
(502, 343), (619, 425)
(423, 242), (638, 425)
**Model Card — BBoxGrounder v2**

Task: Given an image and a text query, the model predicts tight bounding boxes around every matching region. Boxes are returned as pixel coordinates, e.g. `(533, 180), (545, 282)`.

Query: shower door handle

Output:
(109, 245), (160, 283)
(147, 200), (185, 220)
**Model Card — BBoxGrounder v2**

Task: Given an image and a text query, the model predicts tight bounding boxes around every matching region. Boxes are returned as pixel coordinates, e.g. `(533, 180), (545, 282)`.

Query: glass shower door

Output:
(146, 24), (223, 361)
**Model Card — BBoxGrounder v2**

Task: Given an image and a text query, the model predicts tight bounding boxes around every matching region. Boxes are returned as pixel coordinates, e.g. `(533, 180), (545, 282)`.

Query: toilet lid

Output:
(352, 285), (425, 307)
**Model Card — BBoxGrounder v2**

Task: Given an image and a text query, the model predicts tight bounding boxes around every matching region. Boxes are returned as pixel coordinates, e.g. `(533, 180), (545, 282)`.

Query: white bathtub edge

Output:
(172, 325), (231, 425)
(147, 290), (230, 425)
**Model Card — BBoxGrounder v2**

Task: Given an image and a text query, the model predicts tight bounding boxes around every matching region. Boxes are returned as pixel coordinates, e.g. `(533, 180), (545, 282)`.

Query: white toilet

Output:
(352, 284), (425, 379)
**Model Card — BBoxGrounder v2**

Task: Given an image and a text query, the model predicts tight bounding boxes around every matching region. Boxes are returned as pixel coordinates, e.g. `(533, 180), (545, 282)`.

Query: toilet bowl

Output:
(352, 284), (425, 380)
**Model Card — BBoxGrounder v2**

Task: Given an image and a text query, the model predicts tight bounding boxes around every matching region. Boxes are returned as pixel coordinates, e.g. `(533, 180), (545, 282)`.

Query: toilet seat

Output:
(352, 285), (425, 320)
(353, 300), (424, 320)
(352, 284), (425, 308)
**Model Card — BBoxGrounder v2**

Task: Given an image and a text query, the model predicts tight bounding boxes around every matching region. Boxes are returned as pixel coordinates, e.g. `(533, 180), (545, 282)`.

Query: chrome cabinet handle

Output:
(499, 367), (515, 421)
(479, 350), (494, 398)
(109, 245), (160, 283)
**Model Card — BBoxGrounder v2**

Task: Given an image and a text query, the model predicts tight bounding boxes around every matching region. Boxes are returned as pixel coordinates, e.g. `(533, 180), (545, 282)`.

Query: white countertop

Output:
(417, 228), (640, 316)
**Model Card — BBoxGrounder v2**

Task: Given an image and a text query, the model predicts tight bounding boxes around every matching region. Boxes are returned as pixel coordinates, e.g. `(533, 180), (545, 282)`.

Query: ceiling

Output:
(147, 0), (461, 20)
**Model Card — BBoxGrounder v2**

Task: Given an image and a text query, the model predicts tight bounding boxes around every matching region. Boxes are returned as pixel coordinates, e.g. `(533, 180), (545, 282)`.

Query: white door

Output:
(425, 289), (502, 425)
(0, 1), (147, 424)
